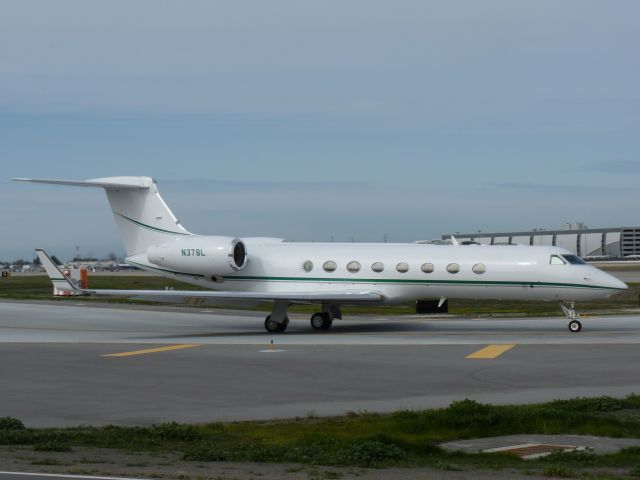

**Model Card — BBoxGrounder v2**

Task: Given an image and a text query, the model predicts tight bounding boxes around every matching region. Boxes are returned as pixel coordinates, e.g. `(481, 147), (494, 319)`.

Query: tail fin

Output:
(35, 248), (80, 294)
(13, 176), (191, 255)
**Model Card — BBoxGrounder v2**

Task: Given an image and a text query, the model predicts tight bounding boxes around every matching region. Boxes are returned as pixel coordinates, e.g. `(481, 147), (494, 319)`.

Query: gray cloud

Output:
(489, 182), (631, 193)
(584, 160), (640, 175)
(4, 177), (640, 261)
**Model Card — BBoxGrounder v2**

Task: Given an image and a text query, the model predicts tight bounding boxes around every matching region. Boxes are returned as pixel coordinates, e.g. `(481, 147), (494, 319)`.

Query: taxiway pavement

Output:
(1, 301), (639, 427)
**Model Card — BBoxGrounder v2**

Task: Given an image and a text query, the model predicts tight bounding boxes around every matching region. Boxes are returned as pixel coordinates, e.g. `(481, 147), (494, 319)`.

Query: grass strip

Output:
(1, 275), (639, 316)
(2, 396), (640, 473)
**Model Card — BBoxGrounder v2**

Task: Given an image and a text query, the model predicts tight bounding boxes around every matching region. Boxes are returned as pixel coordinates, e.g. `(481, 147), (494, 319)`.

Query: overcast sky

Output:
(1, 1), (639, 260)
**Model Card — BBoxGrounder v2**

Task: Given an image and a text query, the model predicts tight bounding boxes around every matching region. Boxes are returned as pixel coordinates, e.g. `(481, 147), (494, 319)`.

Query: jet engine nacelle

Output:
(146, 235), (247, 275)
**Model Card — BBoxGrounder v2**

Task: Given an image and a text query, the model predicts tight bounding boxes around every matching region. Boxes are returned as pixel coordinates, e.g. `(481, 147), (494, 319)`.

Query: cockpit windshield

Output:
(550, 254), (586, 265)
(562, 254), (586, 265)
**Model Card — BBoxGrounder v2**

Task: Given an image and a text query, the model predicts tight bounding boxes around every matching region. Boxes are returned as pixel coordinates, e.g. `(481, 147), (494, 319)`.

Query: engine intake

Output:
(146, 236), (247, 276)
(229, 238), (246, 270)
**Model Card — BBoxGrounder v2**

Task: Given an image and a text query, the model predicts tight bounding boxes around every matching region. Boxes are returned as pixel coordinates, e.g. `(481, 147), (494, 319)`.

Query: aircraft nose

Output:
(597, 270), (628, 291)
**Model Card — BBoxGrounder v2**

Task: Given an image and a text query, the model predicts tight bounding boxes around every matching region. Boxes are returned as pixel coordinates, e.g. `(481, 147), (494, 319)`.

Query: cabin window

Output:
(446, 263), (460, 274)
(302, 260), (313, 272)
(323, 260), (337, 272)
(472, 263), (486, 274)
(421, 262), (434, 273)
(347, 261), (361, 273)
(550, 255), (566, 265)
(562, 254), (586, 265)
(371, 262), (384, 272)
(396, 262), (409, 273)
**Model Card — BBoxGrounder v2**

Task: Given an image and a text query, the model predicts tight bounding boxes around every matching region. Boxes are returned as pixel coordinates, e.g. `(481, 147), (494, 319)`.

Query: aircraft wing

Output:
(83, 288), (383, 304)
(35, 249), (384, 305)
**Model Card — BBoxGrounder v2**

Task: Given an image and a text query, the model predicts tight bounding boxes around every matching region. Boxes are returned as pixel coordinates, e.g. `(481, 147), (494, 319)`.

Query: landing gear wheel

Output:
(264, 315), (289, 333)
(568, 320), (582, 333)
(310, 312), (332, 330)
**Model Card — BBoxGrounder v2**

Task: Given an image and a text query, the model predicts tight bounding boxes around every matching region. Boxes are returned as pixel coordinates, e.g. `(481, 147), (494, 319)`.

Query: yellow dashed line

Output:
(102, 344), (200, 357)
(466, 344), (515, 359)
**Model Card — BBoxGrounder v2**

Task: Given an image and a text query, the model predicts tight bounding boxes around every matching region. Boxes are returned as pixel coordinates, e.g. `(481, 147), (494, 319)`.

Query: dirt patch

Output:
(0, 445), (556, 480)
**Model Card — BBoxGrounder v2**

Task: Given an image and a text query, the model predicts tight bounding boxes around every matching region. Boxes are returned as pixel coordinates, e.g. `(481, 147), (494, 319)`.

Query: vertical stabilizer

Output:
(13, 176), (191, 255)
(100, 177), (191, 255)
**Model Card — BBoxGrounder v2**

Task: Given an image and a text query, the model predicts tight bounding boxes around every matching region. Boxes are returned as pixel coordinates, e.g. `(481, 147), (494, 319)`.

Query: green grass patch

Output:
(1, 275), (638, 316)
(33, 439), (72, 452)
(541, 465), (576, 478)
(2, 396), (640, 472)
(0, 417), (25, 430)
(0, 275), (207, 302)
(30, 458), (67, 466)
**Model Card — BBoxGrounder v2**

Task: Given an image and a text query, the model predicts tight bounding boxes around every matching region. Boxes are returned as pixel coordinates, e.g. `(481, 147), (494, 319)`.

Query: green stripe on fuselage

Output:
(115, 212), (190, 236)
(222, 275), (622, 291)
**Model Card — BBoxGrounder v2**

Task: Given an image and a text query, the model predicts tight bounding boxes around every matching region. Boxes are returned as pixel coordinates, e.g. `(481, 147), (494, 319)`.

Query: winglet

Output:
(35, 249), (80, 294)
(450, 236), (460, 246)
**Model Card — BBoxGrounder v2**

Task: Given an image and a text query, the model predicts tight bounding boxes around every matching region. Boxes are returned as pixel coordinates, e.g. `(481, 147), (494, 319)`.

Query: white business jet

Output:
(14, 176), (627, 333)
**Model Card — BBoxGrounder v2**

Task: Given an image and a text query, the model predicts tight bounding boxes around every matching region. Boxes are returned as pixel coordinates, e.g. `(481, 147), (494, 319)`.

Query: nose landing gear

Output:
(560, 301), (582, 333)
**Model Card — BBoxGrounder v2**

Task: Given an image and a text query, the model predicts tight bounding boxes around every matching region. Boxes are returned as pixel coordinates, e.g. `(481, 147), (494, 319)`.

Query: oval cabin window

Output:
(302, 260), (313, 272)
(396, 262), (409, 273)
(323, 261), (337, 272)
(371, 262), (384, 272)
(347, 261), (361, 273)
(421, 262), (434, 273)
(446, 263), (460, 274)
(472, 263), (486, 274)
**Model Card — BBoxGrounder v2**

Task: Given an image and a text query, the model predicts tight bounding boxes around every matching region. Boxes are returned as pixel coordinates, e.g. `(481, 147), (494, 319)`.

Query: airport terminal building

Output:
(442, 224), (640, 259)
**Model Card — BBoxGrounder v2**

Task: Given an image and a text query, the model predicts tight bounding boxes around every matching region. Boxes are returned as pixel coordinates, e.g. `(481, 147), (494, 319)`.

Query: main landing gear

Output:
(264, 315), (289, 333)
(264, 301), (290, 333)
(310, 312), (333, 330)
(310, 305), (341, 331)
(560, 301), (582, 333)
(263, 302), (342, 333)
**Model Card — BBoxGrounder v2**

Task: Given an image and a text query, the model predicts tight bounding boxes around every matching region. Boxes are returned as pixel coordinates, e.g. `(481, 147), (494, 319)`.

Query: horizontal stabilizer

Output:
(17, 177), (188, 255)
(12, 177), (151, 190)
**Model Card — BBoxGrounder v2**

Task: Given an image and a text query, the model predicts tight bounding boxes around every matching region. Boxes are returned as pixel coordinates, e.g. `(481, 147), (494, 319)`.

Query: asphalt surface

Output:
(1, 301), (640, 427)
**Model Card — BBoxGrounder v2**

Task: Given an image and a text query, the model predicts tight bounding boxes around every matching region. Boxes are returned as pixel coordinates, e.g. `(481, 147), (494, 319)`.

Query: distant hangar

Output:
(442, 225), (640, 258)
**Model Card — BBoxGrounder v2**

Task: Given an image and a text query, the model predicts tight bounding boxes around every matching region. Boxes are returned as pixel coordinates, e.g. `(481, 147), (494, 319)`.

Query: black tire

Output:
(310, 312), (332, 330)
(280, 317), (289, 332)
(265, 315), (288, 333)
(568, 320), (582, 333)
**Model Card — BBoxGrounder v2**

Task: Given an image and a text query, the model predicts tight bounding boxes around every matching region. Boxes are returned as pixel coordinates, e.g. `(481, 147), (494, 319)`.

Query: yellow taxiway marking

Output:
(466, 344), (515, 359)
(102, 344), (200, 357)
